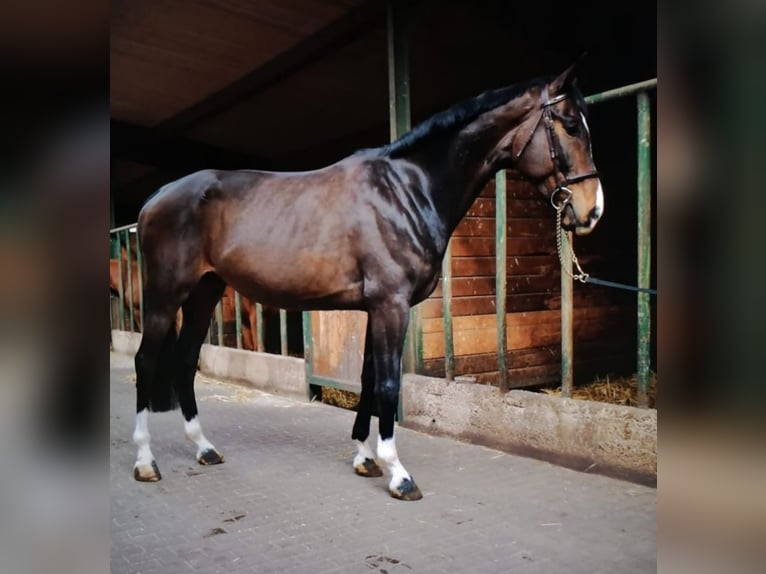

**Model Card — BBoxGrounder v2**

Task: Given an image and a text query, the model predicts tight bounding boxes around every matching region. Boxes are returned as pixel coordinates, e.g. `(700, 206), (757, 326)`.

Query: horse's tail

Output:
(148, 324), (179, 412)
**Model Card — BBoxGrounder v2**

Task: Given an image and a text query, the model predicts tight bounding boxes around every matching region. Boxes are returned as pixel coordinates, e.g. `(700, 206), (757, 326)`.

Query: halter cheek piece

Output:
(514, 85), (600, 211)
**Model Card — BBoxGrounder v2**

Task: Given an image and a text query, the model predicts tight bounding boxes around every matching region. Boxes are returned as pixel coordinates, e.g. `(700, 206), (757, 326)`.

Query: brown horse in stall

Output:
(131, 64), (604, 500)
(109, 252), (142, 331)
(219, 286), (258, 350)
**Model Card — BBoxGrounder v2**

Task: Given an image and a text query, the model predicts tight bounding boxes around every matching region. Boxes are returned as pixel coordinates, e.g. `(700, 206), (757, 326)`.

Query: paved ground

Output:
(110, 353), (655, 573)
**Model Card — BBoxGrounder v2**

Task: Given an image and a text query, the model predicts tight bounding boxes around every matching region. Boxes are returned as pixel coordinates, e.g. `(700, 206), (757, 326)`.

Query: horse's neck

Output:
(414, 110), (526, 236)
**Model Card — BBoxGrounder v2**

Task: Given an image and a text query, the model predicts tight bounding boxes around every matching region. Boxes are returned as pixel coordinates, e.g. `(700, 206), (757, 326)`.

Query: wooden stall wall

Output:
(420, 177), (636, 387)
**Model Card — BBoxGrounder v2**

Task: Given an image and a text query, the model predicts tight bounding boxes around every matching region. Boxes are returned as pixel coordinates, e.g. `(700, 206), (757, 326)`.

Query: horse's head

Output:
(511, 62), (603, 236)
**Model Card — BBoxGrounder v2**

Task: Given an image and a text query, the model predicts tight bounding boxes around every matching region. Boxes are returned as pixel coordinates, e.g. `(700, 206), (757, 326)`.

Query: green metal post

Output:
(636, 91), (652, 407)
(495, 171), (509, 392)
(215, 301), (224, 346)
(560, 230), (574, 397)
(234, 291), (243, 349)
(114, 231), (125, 331)
(388, 0), (421, 374)
(256, 302), (264, 352)
(302, 311), (314, 400)
(442, 240), (455, 380)
(124, 230), (134, 333)
(135, 229), (144, 330)
(387, 0), (410, 142)
(280, 309), (288, 356)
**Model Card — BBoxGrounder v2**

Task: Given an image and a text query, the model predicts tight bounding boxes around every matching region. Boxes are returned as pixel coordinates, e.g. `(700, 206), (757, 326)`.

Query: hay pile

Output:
(320, 387), (359, 410)
(318, 373), (657, 411)
(541, 372), (657, 408)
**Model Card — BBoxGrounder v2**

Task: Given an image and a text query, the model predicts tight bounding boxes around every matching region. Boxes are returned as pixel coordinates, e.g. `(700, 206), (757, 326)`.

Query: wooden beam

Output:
(158, 1), (384, 133)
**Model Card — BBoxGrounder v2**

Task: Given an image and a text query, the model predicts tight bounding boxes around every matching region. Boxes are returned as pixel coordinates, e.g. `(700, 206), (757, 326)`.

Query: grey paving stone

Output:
(110, 353), (655, 573)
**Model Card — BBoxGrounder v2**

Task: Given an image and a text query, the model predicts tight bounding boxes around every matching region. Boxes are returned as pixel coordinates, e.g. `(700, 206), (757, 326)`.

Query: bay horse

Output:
(132, 63), (604, 500)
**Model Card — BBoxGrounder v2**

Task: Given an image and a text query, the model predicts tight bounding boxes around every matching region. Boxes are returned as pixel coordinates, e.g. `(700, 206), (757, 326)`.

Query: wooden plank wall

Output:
(421, 177), (636, 387)
(311, 310), (366, 382)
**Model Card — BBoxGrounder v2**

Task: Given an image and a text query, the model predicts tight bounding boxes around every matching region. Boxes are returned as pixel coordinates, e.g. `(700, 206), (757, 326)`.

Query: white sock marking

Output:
(184, 416), (217, 459)
(354, 438), (376, 468)
(377, 435), (411, 490)
(132, 409), (155, 469)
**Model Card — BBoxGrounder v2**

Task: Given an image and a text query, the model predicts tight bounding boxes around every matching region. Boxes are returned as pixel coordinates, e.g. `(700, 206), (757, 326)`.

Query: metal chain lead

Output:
(555, 204), (589, 283)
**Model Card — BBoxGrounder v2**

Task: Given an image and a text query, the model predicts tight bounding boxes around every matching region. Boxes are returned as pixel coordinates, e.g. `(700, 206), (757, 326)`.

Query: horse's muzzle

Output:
(562, 181), (604, 236)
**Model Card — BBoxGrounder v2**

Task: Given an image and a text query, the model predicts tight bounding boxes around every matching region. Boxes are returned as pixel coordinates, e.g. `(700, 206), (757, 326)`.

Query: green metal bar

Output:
(114, 231), (125, 331)
(636, 91), (652, 407)
(234, 291), (243, 349)
(387, 0), (421, 375)
(495, 171), (509, 392)
(109, 222), (139, 233)
(302, 311), (314, 400)
(560, 230), (574, 398)
(409, 309), (424, 374)
(109, 235), (120, 258)
(584, 79), (657, 105)
(279, 309), (288, 356)
(256, 302), (264, 352)
(135, 229), (144, 331)
(124, 230), (135, 333)
(441, 239), (455, 381)
(215, 301), (223, 346)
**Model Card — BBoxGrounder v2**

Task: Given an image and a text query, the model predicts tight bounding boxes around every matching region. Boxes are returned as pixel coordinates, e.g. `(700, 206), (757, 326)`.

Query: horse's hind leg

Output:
(133, 305), (180, 482)
(351, 315), (383, 477)
(175, 273), (227, 465)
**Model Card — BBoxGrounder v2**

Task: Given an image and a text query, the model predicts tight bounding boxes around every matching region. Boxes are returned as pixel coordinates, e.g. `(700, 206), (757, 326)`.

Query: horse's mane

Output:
(383, 76), (588, 158)
(383, 78), (545, 158)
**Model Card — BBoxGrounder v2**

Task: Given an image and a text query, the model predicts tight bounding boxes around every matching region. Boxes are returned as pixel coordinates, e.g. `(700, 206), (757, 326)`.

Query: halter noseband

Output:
(515, 85), (600, 210)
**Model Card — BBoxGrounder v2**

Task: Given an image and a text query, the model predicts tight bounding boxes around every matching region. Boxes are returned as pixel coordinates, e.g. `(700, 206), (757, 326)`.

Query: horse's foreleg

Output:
(351, 316), (383, 477)
(176, 274), (226, 465)
(371, 302), (422, 501)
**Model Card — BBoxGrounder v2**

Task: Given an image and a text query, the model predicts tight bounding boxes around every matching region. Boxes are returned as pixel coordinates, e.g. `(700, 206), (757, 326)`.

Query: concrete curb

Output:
(402, 373), (657, 485)
(110, 330), (307, 402)
(198, 346), (307, 402)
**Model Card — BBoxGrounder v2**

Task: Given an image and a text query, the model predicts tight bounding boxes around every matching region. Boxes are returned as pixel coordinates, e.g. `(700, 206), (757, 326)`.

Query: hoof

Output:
(390, 477), (423, 501)
(134, 461), (162, 482)
(354, 458), (383, 478)
(198, 449), (225, 465)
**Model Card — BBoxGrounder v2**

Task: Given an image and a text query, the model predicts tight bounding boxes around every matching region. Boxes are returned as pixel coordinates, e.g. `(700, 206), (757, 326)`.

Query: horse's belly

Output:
(216, 257), (365, 311)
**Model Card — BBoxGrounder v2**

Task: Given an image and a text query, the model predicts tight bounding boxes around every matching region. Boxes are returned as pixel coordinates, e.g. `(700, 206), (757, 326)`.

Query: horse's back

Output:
(139, 170), (223, 224)
(133, 157), (398, 309)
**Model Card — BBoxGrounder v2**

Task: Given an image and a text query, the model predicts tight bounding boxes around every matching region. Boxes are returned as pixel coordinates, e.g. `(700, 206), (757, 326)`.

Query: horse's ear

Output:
(550, 53), (587, 95)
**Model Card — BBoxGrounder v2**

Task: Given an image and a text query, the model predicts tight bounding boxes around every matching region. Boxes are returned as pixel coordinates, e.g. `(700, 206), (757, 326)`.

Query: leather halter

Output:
(514, 85), (600, 209)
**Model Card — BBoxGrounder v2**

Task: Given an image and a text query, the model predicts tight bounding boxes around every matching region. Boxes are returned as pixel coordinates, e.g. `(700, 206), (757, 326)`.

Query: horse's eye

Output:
(561, 117), (581, 137)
